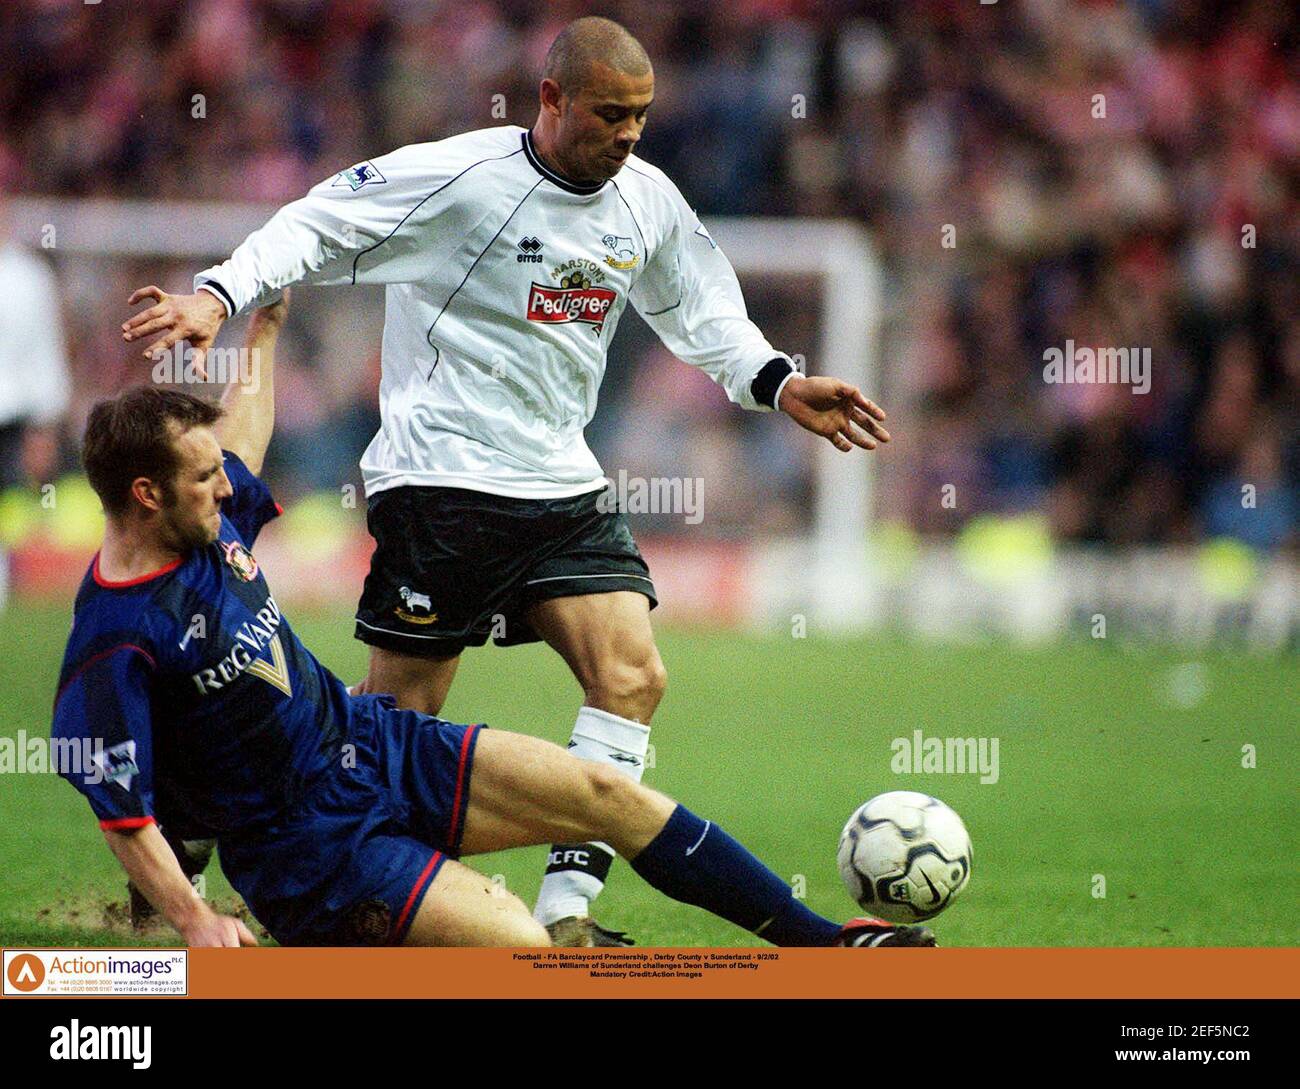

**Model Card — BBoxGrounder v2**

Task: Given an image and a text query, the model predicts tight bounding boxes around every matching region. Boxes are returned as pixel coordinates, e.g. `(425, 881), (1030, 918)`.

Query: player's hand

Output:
(122, 287), (227, 372)
(179, 907), (259, 948)
(778, 374), (890, 452)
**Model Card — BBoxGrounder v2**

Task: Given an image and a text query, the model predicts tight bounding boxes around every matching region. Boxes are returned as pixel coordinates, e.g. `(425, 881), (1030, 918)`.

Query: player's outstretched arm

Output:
(213, 292), (289, 476)
(628, 176), (893, 449)
(777, 374), (891, 453)
(122, 285), (227, 369)
(103, 824), (257, 947)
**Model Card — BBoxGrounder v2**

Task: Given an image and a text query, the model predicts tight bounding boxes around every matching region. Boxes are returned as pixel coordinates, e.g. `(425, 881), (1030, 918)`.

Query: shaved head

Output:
(532, 17), (655, 186)
(543, 16), (652, 96)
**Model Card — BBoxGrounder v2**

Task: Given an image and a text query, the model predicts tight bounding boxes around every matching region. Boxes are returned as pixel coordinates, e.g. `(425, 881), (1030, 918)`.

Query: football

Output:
(837, 791), (973, 922)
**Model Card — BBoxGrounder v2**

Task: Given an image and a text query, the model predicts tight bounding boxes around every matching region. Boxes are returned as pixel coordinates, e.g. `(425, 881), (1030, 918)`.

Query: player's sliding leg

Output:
(460, 730), (932, 947)
(356, 645), (461, 716)
(401, 858), (550, 947)
(524, 592), (664, 944)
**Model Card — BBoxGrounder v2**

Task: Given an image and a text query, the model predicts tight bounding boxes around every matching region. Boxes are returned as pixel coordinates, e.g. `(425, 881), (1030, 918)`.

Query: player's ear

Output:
(539, 78), (565, 117)
(130, 476), (164, 514)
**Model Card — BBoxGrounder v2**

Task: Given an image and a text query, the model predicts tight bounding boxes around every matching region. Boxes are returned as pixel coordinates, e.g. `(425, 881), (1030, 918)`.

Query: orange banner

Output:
(166, 948), (1294, 1000)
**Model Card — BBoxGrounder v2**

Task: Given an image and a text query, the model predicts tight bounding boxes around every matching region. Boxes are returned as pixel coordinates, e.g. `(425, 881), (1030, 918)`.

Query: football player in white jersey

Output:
(122, 17), (890, 946)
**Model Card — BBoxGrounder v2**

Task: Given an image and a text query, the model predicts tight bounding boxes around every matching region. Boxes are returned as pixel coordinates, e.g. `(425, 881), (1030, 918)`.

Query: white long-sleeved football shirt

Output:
(196, 125), (795, 499)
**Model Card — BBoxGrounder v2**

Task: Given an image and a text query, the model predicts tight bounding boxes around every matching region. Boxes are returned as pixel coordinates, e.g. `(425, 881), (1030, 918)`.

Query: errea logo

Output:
(517, 236), (544, 263)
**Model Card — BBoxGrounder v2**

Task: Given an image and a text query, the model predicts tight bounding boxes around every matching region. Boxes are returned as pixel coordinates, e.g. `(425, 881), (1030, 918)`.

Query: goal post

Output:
(706, 218), (882, 631)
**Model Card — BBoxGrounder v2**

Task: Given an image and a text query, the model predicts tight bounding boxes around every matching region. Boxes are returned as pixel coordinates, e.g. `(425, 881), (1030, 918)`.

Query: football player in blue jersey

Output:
(55, 290), (932, 949)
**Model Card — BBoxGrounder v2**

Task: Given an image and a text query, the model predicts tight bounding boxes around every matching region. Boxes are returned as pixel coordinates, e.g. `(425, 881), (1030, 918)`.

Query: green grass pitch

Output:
(1, 597), (1294, 947)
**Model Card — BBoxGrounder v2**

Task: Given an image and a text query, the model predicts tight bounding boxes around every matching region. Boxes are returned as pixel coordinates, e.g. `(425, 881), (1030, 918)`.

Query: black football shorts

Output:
(354, 485), (657, 658)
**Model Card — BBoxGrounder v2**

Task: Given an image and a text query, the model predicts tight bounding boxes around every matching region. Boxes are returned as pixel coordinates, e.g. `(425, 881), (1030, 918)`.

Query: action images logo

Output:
(526, 283), (616, 333)
(4, 949), (187, 997)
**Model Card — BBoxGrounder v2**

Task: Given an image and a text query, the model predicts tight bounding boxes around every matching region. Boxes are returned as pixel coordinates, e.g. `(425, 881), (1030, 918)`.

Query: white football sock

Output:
(533, 706), (650, 927)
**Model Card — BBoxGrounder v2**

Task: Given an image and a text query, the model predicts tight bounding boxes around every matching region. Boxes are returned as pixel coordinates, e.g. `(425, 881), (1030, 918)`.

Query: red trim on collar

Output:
(92, 552), (183, 588)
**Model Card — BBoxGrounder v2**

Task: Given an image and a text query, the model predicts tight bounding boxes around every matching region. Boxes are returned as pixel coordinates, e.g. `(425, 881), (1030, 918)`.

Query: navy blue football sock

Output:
(629, 805), (840, 946)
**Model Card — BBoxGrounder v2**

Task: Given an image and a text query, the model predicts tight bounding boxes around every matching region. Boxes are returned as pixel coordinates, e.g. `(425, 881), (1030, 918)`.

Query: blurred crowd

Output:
(0, 0), (1295, 549)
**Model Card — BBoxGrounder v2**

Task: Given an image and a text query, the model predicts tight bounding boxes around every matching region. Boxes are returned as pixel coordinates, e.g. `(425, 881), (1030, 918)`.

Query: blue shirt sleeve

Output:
(221, 450), (281, 547)
(52, 645), (157, 829)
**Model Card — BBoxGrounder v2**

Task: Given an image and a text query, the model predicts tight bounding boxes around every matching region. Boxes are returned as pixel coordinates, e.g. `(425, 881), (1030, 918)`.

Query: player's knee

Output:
(374, 683), (443, 716)
(578, 763), (671, 852)
(587, 650), (667, 719)
(402, 687), (446, 716)
(582, 761), (642, 832)
(365, 653), (450, 715)
(585, 761), (628, 798)
(643, 653), (668, 704)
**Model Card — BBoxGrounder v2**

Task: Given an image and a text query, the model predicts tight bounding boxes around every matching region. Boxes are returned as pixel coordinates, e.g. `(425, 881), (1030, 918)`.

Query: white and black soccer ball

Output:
(837, 791), (972, 922)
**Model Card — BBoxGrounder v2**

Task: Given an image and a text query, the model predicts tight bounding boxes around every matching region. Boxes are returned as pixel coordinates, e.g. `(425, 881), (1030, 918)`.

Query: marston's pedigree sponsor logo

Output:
(527, 283), (617, 331)
(552, 257), (606, 285)
(3, 950), (187, 997)
(527, 259), (616, 334)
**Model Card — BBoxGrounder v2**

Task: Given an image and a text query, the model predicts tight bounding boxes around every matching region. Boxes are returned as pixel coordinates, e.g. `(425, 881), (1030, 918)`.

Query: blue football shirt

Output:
(52, 452), (355, 837)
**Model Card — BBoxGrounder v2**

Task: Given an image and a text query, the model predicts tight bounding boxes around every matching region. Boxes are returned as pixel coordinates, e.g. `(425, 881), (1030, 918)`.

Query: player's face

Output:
(159, 425), (232, 550)
(555, 63), (654, 183)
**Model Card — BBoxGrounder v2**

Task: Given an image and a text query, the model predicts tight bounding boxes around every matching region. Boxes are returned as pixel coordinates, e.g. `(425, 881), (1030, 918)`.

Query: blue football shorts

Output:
(218, 694), (484, 946)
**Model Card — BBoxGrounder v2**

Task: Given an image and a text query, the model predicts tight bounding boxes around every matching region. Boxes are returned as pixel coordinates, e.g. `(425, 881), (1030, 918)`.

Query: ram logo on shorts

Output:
(395, 586), (438, 625)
